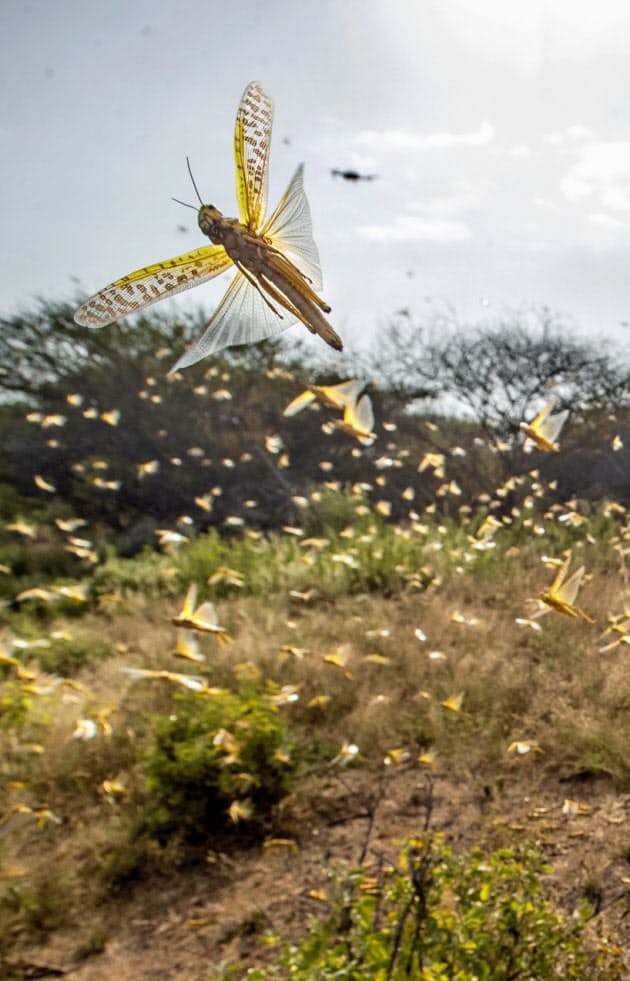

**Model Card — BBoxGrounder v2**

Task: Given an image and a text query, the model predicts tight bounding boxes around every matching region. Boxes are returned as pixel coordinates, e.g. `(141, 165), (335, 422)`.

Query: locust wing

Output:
(263, 164), (324, 290)
(555, 564), (585, 606)
(234, 81), (274, 231)
(179, 584), (197, 621)
(538, 406), (568, 446)
(169, 268), (293, 372)
(74, 246), (233, 327)
(344, 393), (375, 441)
(548, 555), (571, 597)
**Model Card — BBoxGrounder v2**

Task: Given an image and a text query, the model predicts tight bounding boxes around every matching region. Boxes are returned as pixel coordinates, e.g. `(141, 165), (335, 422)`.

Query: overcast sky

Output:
(3, 0), (630, 351)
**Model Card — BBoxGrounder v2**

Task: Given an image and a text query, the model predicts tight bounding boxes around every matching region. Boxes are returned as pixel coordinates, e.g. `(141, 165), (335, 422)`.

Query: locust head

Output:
(198, 205), (225, 244)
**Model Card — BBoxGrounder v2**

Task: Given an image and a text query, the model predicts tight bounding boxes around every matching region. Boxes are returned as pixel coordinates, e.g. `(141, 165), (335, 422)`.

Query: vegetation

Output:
(241, 834), (623, 980)
(0, 300), (630, 976)
(144, 686), (296, 841)
(2, 302), (630, 551)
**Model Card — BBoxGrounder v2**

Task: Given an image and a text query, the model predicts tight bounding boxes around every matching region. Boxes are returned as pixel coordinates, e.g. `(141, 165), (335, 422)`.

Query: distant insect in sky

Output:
(331, 169), (379, 182)
(74, 81), (342, 371)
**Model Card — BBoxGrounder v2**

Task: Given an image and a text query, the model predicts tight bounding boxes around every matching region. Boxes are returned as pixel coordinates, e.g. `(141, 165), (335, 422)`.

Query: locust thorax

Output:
(198, 206), (225, 244)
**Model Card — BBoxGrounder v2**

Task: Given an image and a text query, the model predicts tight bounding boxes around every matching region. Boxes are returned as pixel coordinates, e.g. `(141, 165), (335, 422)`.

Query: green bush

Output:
(0, 680), (31, 731)
(243, 834), (623, 980)
(93, 545), (178, 597)
(303, 488), (367, 537)
(143, 687), (295, 842)
(1, 875), (68, 936)
(0, 542), (81, 592)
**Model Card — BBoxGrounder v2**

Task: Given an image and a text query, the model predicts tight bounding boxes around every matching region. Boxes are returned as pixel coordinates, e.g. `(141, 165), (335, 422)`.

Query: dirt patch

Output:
(10, 768), (630, 980)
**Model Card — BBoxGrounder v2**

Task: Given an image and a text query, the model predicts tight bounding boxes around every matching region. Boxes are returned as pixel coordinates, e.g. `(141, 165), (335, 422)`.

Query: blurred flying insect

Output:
(331, 168), (379, 182)
(172, 583), (233, 644)
(538, 553), (595, 623)
(174, 628), (204, 663)
(520, 397), (568, 452)
(441, 691), (465, 714)
(120, 667), (205, 691)
(283, 379), (365, 417)
(334, 393), (376, 445)
(74, 81), (342, 370)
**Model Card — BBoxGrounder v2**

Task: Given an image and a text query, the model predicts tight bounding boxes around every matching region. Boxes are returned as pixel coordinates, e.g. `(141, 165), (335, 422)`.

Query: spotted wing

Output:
(234, 81), (274, 232)
(74, 246), (233, 327)
(169, 269), (298, 373)
(263, 164), (323, 290)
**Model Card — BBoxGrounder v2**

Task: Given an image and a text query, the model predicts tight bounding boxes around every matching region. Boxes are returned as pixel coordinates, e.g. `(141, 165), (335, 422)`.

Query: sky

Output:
(3, 0), (630, 351)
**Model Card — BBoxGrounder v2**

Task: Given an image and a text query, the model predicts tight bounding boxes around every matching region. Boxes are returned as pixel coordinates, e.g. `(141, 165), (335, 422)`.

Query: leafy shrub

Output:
(143, 687), (295, 842)
(0, 542), (81, 592)
(303, 489), (367, 537)
(0, 680), (31, 731)
(36, 633), (112, 676)
(244, 834), (623, 980)
(93, 546), (179, 597)
(1, 875), (68, 936)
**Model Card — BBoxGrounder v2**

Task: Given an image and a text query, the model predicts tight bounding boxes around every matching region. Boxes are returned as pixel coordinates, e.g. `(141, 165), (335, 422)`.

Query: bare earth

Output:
(11, 768), (630, 980)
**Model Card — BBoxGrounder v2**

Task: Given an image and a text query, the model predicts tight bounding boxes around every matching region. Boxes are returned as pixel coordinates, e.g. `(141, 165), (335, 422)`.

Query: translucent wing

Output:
(340, 393), (376, 445)
(538, 408), (569, 445)
(348, 393), (375, 435)
(190, 601), (220, 630)
(526, 397), (568, 445)
(175, 628), (204, 662)
(180, 583), (197, 620)
(74, 246), (233, 327)
(169, 269), (297, 373)
(556, 566), (585, 605)
(312, 379), (365, 410)
(234, 81), (274, 231)
(263, 164), (324, 290)
(529, 397), (556, 429)
(549, 555), (570, 595)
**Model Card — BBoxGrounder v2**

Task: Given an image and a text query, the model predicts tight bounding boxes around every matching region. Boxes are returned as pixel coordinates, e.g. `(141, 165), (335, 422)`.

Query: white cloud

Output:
(510, 144), (531, 157)
(588, 212), (625, 228)
(561, 142), (630, 211)
(408, 182), (479, 218)
(544, 124), (596, 146)
(354, 120), (494, 152)
(565, 124), (596, 141)
(358, 215), (471, 243)
(437, 0), (630, 69)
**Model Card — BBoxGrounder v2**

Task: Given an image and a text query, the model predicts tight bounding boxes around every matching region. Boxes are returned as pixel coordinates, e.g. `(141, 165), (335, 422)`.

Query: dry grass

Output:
(2, 501), (630, 975)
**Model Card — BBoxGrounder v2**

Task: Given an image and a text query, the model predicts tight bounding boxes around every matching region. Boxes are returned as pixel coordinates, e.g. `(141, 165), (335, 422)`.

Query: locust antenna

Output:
(186, 156), (204, 206)
(172, 197), (198, 211)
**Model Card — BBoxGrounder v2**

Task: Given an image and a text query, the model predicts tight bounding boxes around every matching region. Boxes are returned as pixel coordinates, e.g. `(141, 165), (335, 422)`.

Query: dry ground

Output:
(9, 769), (630, 979)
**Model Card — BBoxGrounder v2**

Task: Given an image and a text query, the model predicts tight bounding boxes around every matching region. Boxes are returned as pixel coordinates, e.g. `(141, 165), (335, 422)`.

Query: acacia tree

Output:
(0, 301), (200, 403)
(365, 307), (630, 439)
